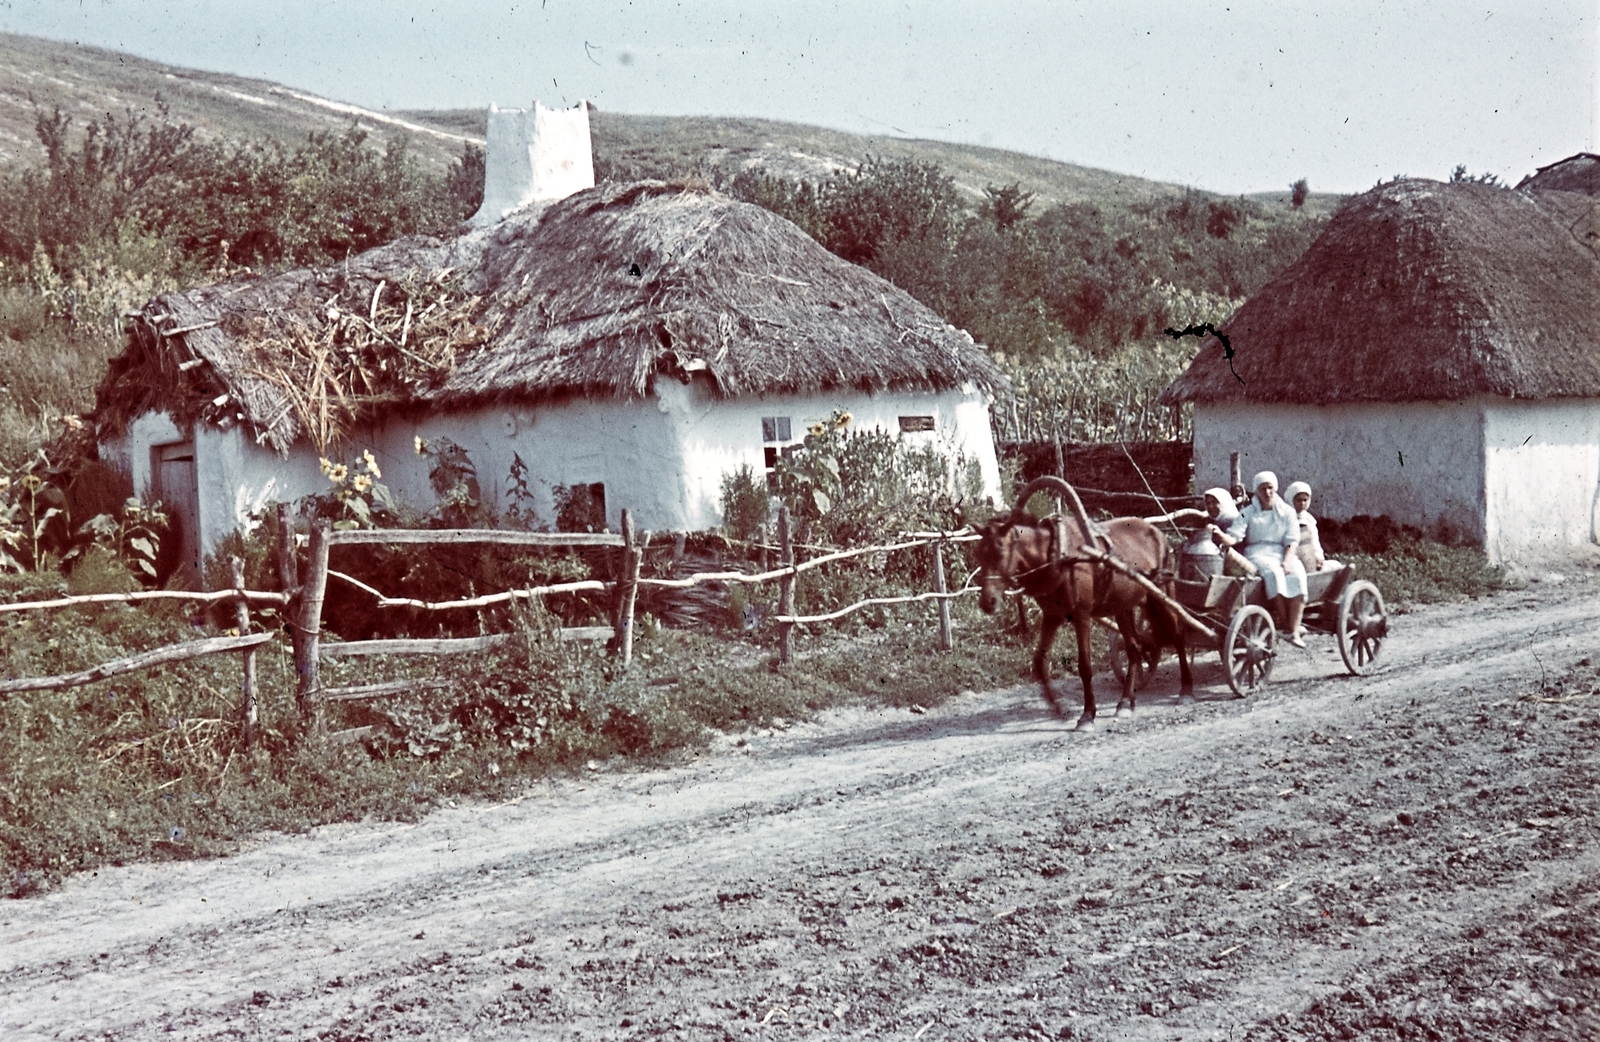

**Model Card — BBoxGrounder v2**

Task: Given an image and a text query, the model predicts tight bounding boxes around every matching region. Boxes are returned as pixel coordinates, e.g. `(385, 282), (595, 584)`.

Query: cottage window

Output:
(761, 416), (797, 492)
(898, 415), (936, 433)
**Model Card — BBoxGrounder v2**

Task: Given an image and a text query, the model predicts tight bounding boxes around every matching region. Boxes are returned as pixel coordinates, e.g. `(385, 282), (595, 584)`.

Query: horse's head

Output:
(972, 517), (1016, 615)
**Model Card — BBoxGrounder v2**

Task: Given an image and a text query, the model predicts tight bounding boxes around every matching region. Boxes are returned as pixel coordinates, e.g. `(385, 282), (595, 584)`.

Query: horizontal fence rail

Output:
(326, 528), (624, 548)
(0, 632), (274, 695)
(0, 588), (291, 613)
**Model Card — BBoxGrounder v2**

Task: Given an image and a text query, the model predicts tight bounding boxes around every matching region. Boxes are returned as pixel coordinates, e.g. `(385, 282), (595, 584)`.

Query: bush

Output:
(718, 463), (770, 541)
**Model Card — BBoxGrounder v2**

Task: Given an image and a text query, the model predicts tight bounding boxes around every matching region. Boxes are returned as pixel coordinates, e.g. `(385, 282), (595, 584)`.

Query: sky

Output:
(0, 0), (1593, 195)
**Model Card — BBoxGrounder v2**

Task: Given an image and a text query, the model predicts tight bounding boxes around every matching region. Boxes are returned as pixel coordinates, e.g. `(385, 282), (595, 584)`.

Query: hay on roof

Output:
(93, 180), (1004, 457)
(1160, 179), (1600, 406)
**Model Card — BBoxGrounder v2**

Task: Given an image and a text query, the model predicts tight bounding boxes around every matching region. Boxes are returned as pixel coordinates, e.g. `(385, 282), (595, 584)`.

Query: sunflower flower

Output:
(414, 436), (426, 456)
(808, 422), (827, 437)
(352, 474), (373, 493)
(362, 450), (381, 478)
(327, 463), (349, 484)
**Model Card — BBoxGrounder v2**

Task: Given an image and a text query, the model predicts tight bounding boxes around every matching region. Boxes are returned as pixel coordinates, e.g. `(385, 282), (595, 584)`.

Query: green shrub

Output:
(718, 463), (770, 541)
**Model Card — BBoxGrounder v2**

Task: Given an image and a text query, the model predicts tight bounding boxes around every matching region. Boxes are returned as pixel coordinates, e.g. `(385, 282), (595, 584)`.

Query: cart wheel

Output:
(1109, 633), (1148, 690)
(1223, 605), (1277, 698)
(1337, 580), (1387, 675)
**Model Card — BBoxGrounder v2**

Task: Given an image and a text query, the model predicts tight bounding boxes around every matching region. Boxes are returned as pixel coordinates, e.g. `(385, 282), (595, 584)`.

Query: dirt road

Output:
(4, 573), (1600, 1041)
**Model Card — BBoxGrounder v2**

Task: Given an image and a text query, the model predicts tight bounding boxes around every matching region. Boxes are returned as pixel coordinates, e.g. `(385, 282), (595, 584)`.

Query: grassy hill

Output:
(0, 31), (1341, 216)
(0, 32), (473, 172)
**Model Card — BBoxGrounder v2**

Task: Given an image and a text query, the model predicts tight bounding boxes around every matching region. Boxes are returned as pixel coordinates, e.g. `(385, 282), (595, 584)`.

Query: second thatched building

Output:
(1160, 173), (1600, 564)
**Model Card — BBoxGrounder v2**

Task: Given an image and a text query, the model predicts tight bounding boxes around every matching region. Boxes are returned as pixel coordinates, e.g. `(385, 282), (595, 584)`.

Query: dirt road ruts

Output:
(4, 573), (1599, 1041)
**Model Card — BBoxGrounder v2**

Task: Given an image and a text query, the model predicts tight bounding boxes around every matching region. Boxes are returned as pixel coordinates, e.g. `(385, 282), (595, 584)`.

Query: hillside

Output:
(0, 31), (1341, 217)
(0, 32), (473, 171)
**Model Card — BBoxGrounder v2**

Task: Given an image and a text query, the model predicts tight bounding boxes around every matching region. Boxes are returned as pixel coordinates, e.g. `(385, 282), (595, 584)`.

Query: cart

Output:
(1110, 564), (1389, 698)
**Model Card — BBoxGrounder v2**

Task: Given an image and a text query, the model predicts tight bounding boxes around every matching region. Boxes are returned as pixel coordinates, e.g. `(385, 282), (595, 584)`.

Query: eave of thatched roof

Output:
(1516, 153), (1600, 196)
(93, 180), (1004, 455)
(1160, 179), (1600, 406)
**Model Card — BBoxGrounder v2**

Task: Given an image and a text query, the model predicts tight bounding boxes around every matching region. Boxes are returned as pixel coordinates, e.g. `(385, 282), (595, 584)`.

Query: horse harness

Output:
(1010, 516), (1172, 614)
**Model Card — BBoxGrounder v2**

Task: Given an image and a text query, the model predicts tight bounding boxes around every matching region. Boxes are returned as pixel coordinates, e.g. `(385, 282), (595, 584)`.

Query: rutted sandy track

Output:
(4, 577), (1600, 1041)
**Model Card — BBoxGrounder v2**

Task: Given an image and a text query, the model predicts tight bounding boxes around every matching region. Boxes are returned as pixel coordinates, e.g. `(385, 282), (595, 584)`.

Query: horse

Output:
(973, 476), (1194, 731)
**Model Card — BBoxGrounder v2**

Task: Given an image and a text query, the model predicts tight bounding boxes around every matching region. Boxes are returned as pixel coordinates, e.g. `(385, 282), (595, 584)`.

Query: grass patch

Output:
(1340, 534), (1511, 608)
(0, 590), (1038, 898)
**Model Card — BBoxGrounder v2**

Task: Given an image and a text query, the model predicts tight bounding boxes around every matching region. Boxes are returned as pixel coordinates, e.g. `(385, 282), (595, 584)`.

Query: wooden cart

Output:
(1111, 564), (1389, 698)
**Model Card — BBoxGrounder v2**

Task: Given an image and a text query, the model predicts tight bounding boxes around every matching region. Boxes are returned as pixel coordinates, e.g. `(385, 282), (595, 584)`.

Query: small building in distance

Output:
(1160, 170), (1600, 564)
(92, 101), (1004, 582)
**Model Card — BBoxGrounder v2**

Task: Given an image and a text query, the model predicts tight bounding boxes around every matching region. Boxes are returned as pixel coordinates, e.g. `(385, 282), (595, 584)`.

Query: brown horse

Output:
(974, 476), (1193, 731)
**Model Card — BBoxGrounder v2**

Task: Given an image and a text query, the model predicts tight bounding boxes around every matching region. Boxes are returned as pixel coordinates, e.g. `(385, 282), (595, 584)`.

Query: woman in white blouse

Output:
(1216, 471), (1308, 646)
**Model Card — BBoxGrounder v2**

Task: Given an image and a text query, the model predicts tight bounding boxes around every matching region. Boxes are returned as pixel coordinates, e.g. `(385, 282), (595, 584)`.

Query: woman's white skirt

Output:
(1244, 545), (1307, 599)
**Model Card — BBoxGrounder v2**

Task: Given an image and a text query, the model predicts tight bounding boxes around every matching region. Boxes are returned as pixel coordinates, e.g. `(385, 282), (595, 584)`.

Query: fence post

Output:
(933, 539), (953, 652)
(1229, 451), (1243, 503)
(231, 557), (258, 747)
(616, 510), (641, 667)
(777, 505), (794, 664)
(276, 503), (299, 590)
(296, 521), (331, 739)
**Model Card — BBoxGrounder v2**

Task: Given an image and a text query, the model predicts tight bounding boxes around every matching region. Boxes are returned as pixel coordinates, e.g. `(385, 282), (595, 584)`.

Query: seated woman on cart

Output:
(1212, 471), (1308, 647)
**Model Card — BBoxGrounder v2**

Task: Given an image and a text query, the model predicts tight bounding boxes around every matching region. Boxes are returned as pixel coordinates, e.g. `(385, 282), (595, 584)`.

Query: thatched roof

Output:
(94, 180), (1003, 455)
(1516, 153), (1600, 196)
(1160, 179), (1600, 405)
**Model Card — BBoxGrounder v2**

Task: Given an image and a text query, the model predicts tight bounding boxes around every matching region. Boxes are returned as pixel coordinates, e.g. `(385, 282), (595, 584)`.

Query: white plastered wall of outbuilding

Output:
(100, 382), (1002, 568)
(1482, 398), (1600, 563)
(1191, 399), (1487, 547)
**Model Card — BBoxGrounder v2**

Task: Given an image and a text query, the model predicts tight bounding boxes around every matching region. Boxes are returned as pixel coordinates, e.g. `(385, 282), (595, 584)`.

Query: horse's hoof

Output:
(1074, 716), (1096, 733)
(1115, 704), (1134, 720)
(1177, 693), (1196, 706)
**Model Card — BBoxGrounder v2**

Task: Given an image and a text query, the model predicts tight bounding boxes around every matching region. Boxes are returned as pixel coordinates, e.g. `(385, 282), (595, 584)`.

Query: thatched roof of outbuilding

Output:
(1160, 179), (1600, 405)
(94, 180), (1003, 455)
(1516, 153), (1600, 196)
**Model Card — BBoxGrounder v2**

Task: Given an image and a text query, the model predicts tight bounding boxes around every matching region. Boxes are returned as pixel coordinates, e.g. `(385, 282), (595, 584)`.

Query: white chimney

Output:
(470, 100), (595, 227)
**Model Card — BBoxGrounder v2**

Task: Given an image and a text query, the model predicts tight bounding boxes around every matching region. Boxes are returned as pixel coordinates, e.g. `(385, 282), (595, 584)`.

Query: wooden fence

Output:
(0, 502), (979, 749)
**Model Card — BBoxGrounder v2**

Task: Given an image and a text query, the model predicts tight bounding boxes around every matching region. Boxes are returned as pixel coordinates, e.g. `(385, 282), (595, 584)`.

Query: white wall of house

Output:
(1192, 399), (1487, 543)
(1482, 399), (1600, 562)
(101, 382), (1002, 569)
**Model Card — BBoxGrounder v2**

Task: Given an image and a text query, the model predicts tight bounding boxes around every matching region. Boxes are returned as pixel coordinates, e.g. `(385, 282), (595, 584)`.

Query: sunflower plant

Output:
(302, 449), (394, 530)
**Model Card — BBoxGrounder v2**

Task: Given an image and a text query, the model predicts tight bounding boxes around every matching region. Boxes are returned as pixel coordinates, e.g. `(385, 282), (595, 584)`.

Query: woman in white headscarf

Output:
(1285, 481), (1340, 573)
(1216, 471), (1308, 645)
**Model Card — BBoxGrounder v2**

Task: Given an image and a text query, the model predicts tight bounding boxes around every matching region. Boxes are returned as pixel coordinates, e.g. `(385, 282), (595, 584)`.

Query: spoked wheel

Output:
(1223, 604), (1277, 698)
(1337, 579), (1388, 674)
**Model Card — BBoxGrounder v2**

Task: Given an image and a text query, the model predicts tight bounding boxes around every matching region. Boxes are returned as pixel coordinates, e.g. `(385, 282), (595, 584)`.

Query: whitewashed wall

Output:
(1192, 399), (1487, 542)
(102, 381), (1002, 562)
(1482, 399), (1600, 562)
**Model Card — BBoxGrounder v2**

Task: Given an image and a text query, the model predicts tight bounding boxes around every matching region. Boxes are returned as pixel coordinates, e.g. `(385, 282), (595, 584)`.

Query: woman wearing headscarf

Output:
(1285, 481), (1340, 573)
(1216, 471), (1308, 646)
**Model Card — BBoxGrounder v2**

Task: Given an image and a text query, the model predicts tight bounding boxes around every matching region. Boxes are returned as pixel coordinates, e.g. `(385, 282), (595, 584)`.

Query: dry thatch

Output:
(1516, 153), (1600, 196)
(94, 180), (1003, 455)
(95, 232), (491, 454)
(1160, 179), (1600, 405)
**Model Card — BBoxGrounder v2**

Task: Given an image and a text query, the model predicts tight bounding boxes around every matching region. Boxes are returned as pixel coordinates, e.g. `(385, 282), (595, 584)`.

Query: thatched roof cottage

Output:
(93, 102), (1004, 579)
(1160, 172), (1600, 563)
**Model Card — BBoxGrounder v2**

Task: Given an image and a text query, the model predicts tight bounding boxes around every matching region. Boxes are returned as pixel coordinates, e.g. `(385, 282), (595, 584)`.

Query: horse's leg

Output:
(1073, 611), (1097, 732)
(1155, 601), (1196, 705)
(1034, 609), (1067, 718)
(1113, 611), (1140, 718)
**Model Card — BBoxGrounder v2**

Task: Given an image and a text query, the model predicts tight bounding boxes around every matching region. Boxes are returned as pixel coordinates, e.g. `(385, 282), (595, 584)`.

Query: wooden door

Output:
(153, 442), (201, 588)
